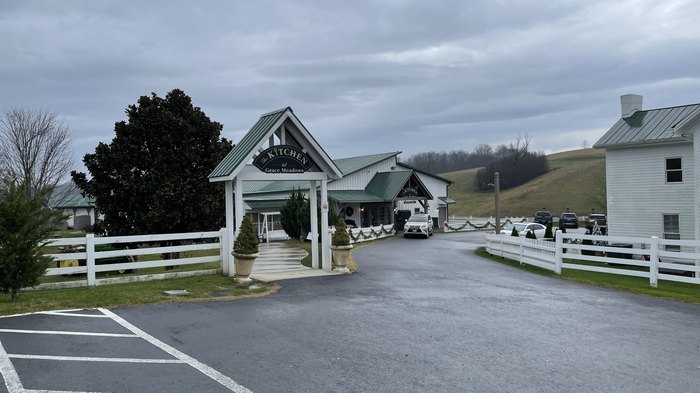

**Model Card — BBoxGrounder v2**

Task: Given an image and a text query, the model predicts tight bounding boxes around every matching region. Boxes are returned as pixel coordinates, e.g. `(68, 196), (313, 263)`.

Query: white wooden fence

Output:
(485, 232), (700, 287)
(42, 230), (226, 289)
(444, 217), (526, 233)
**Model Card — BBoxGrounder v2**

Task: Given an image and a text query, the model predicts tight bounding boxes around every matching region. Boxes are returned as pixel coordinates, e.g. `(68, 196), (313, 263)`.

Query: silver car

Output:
(403, 214), (433, 238)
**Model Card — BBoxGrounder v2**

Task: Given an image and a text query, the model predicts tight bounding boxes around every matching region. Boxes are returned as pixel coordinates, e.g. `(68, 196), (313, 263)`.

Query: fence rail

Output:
(485, 232), (700, 287)
(41, 230), (226, 288)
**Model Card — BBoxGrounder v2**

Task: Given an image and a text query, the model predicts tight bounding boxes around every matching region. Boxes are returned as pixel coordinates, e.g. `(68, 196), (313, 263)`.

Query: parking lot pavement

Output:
(0, 308), (252, 393)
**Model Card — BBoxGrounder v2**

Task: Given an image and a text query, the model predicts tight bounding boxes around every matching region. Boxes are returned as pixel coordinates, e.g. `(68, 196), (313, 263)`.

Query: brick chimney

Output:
(620, 94), (643, 118)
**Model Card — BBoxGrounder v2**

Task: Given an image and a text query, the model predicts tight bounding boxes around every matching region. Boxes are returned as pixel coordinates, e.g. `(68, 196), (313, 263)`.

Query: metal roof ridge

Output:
(635, 102), (700, 113)
(259, 107), (292, 117)
(334, 151), (401, 161)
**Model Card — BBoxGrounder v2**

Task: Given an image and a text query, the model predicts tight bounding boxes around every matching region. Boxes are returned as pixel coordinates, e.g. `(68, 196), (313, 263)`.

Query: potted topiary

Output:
(231, 216), (259, 284)
(331, 218), (353, 273)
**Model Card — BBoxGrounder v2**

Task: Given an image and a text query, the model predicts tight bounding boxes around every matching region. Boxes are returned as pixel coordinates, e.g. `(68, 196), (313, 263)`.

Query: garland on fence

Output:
(444, 218), (526, 231)
(347, 225), (395, 242)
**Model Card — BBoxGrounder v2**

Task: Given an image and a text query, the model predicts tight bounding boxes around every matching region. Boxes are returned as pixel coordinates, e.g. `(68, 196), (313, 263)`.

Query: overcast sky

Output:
(3, 0), (700, 172)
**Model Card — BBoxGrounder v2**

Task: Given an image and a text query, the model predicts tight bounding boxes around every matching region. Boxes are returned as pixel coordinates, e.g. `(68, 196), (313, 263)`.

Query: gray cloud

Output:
(2, 0), (700, 172)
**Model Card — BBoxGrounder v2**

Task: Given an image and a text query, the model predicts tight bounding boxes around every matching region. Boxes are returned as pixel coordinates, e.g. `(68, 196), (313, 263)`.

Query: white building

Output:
(594, 94), (700, 244)
(208, 107), (454, 271)
(243, 151), (454, 231)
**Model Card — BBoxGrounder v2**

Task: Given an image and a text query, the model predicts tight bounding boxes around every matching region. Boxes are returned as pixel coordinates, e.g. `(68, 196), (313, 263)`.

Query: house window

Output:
(663, 214), (680, 251)
(665, 158), (682, 183)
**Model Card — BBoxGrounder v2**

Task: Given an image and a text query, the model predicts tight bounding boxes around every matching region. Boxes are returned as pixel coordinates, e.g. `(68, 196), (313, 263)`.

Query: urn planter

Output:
(331, 245), (353, 273)
(232, 252), (258, 284)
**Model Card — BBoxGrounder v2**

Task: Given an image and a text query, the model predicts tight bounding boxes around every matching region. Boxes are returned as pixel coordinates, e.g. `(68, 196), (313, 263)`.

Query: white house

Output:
(594, 94), (700, 245)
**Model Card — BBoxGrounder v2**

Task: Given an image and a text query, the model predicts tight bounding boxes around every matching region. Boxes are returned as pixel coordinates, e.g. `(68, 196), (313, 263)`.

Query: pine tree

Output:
(332, 218), (351, 246)
(233, 216), (259, 255)
(0, 179), (65, 302)
(544, 223), (553, 239)
(280, 190), (310, 240)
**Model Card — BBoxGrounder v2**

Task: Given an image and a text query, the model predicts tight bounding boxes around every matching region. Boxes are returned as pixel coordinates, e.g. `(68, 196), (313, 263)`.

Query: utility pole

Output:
(494, 172), (500, 233)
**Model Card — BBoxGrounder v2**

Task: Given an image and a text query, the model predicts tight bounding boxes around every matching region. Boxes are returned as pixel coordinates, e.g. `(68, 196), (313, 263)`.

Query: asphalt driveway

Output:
(3, 231), (700, 392)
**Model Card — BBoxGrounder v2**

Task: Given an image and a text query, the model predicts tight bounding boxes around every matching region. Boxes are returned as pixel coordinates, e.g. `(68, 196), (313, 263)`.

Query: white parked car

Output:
(403, 214), (433, 238)
(500, 222), (547, 238)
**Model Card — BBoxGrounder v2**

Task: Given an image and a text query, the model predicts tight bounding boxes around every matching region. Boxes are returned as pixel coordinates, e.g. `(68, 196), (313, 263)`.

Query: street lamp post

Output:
(494, 172), (500, 233)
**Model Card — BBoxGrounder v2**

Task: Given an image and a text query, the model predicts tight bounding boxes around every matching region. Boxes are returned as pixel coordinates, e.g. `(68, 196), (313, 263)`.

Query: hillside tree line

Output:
(473, 137), (549, 190)
(400, 144), (502, 174)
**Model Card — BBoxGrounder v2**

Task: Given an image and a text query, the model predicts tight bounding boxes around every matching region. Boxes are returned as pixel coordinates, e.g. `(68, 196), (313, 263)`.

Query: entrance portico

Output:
(208, 107), (342, 274)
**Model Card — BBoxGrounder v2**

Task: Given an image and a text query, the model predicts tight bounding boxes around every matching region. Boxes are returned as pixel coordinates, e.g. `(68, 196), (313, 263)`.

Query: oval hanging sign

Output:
(253, 145), (314, 174)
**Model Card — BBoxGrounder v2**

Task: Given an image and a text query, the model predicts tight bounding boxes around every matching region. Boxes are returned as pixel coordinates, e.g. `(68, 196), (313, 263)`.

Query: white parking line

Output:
(40, 311), (108, 318)
(24, 390), (105, 393)
(0, 308), (254, 393)
(0, 309), (86, 319)
(100, 308), (253, 393)
(0, 340), (24, 393)
(0, 329), (137, 338)
(8, 354), (184, 364)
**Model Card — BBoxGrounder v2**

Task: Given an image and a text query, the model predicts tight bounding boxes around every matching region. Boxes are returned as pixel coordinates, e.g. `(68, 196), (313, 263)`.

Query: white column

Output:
(224, 180), (234, 276)
(234, 177), (244, 240)
(233, 178), (244, 277)
(310, 180), (319, 268)
(321, 179), (331, 271)
(695, 132), (700, 282)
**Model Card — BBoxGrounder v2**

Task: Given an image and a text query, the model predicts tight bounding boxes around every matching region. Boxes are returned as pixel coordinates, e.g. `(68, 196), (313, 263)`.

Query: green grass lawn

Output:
(0, 275), (276, 316)
(476, 248), (700, 304)
(443, 148), (606, 217)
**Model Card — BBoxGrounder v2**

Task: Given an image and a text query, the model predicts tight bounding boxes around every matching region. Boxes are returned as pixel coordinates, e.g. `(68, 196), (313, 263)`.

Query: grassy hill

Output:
(442, 148), (606, 218)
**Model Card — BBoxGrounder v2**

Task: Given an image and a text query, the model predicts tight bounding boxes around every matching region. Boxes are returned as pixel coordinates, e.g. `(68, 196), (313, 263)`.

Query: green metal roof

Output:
(209, 108), (288, 179)
(48, 185), (95, 209)
(365, 171), (413, 201)
(244, 179), (310, 195)
(245, 199), (288, 210)
(328, 190), (385, 203)
(594, 104), (700, 148)
(439, 196), (456, 204)
(333, 152), (400, 175)
(396, 162), (453, 184)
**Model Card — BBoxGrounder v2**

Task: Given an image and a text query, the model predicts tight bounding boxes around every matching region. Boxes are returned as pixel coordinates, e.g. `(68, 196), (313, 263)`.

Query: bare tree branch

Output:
(0, 107), (73, 199)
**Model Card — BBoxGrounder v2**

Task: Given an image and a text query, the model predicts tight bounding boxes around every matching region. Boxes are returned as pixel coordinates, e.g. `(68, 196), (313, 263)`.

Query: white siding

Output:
(606, 143), (695, 239)
(329, 157), (398, 190)
(414, 173), (449, 217)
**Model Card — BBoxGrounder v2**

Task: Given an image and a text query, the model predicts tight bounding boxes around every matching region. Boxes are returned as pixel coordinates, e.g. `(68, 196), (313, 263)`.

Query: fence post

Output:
(519, 235), (524, 265)
(554, 231), (563, 274)
(220, 228), (229, 276)
(649, 236), (659, 288)
(86, 234), (96, 287)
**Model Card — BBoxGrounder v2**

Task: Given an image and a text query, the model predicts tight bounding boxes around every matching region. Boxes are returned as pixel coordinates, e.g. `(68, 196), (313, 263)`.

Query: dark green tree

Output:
(280, 190), (310, 240)
(510, 227), (519, 237)
(233, 216), (259, 255)
(525, 230), (537, 239)
(71, 89), (232, 235)
(0, 179), (65, 302)
(544, 223), (553, 239)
